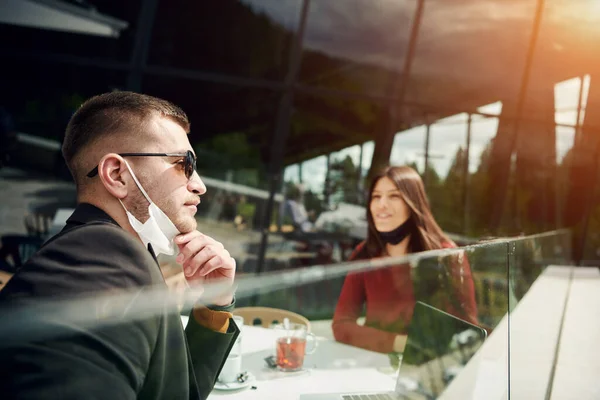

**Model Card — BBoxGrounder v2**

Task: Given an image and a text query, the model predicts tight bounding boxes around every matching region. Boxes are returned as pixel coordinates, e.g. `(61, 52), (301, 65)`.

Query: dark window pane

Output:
(147, 0), (302, 81)
(1, 61), (126, 182)
(298, 0), (418, 96)
(3, 61), (127, 142)
(287, 92), (383, 166)
(2, 0), (141, 61)
(405, 0), (537, 113)
(141, 77), (279, 179)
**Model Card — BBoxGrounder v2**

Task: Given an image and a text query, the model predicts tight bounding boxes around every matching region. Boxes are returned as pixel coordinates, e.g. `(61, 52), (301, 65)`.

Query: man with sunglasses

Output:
(0, 91), (239, 399)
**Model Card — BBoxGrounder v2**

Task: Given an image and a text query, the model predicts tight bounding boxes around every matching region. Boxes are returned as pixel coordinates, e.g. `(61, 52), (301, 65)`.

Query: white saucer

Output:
(214, 372), (255, 391)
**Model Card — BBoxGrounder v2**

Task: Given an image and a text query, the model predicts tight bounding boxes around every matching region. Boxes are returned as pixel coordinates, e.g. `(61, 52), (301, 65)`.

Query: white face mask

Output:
(119, 160), (180, 256)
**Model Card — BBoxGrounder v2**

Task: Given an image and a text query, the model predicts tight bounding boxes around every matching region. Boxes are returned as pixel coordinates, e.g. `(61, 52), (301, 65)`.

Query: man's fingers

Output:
(178, 237), (209, 263)
(174, 230), (202, 246)
(175, 231), (221, 247)
(195, 255), (224, 277)
(182, 245), (219, 276)
(175, 232), (224, 264)
(195, 249), (232, 277)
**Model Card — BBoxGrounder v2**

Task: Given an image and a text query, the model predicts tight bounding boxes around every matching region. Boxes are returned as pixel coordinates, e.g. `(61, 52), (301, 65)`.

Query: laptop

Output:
(299, 301), (487, 400)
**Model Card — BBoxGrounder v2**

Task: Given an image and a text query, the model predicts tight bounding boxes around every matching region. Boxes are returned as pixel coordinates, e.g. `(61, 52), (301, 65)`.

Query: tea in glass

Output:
(276, 337), (307, 371)
(273, 321), (317, 371)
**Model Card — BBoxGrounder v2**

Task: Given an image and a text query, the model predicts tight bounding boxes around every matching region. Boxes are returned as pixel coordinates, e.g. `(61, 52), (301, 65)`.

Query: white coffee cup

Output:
(218, 354), (242, 383)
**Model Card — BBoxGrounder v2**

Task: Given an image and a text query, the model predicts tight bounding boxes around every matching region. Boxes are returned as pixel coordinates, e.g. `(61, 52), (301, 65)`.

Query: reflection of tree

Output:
(433, 147), (468, 234)
(327, 155), (362, 205)
(303, 189), (325, 218)
(18, 93), (85, 141)
(288, 94), (380, 165)
(402, 302), (473, 367)
(411, 256), (470, 323)
(195, 131), (265, 187)
(466, 144), (493, 237)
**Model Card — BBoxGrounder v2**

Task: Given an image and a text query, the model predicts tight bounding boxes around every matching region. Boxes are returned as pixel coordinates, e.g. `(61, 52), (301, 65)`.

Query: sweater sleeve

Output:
(185, 311), (239, 400)
(442, 242), (479, 325)
(451, 250), (479, 325)
(331, 242), (398, 354)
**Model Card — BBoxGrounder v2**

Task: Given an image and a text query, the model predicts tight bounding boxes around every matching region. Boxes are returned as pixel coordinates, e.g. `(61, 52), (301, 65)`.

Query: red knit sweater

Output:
(332, 241), (478, 354)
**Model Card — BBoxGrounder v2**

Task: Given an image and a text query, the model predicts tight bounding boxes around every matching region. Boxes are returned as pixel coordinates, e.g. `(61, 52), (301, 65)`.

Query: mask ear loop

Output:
(118, 198), (128, 211)
(122, 159), (153, 204)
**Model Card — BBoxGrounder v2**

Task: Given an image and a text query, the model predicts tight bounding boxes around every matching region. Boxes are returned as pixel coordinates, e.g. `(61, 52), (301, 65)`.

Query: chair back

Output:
(233, 307), (311, 332)
(0, 235), (44, 271)
(24, 213), (52, 238)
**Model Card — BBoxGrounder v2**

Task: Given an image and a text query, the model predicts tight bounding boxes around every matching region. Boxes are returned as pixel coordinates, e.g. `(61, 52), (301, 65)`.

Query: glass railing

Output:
(229, 238), (512, 399)
(0, 230), (574, 399)
(507, 229), (573, 399)
(228, 230), (572, 399)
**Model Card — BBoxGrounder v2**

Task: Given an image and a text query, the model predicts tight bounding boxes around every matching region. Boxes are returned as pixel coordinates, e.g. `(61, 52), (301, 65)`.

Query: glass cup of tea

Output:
(273, 323), (317, 371)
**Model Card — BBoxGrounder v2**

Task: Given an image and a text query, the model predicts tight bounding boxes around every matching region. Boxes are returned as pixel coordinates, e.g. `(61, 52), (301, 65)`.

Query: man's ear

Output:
(97, 154), (128, 199)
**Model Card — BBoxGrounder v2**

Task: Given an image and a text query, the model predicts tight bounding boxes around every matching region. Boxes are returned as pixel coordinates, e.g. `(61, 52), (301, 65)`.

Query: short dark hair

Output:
(62, 91), (190, 185)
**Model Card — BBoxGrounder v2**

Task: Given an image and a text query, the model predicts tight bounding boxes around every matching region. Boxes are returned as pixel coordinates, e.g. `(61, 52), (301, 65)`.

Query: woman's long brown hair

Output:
(355, 165), (451, 260)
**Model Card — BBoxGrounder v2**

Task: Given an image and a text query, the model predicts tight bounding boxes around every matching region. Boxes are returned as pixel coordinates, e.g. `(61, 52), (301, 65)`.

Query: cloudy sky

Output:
(240, 0), (538, 71)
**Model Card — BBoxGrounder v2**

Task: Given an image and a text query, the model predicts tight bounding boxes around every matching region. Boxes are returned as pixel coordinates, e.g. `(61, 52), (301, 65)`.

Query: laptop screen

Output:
(395, 301), (487, 399)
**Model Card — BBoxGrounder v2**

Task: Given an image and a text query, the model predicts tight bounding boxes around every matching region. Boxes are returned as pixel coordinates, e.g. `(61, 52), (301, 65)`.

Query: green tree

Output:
(327, 155), (362, 205)
(466, 143), (494, 237)
(195, 131), (265, 188)
(437, 147), (468, 234)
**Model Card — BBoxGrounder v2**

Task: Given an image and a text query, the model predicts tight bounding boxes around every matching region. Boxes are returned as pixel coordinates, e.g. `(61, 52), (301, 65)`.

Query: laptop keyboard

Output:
(342, 394), (395, 400)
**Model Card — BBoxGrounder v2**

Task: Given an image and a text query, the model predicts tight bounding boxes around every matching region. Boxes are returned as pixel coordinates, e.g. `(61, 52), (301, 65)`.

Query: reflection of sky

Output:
(390, 125), (427, 173)
(239, 0), (302, 32)
(330, 144), (361, 166)
(299, 155), (328, 193)
(241, 0), (415, 69)
(554, 75), (590, 163)
(239, 0), (535, 70)
(283, 163), (300, 183)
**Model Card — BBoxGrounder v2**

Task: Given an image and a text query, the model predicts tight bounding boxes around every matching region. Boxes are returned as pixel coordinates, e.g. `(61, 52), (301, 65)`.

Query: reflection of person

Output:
(0, 92), (238, 399)
(284, 183), (314, 232)
(332, 166), (478, 354)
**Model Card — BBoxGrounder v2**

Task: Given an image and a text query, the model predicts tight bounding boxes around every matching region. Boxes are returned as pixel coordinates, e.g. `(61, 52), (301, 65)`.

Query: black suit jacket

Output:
(0, 203), (239, 399)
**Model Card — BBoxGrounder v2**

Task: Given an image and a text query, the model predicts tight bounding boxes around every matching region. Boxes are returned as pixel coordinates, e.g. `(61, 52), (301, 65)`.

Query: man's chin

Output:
(176, 218), (197, 234)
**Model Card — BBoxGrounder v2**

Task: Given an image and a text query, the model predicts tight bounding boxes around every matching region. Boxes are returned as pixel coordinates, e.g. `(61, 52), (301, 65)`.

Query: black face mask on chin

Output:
(377, 217), (415, 245)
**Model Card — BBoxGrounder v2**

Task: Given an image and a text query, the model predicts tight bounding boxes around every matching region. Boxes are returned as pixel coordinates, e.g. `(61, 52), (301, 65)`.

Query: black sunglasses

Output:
(86, 151), (197, 179)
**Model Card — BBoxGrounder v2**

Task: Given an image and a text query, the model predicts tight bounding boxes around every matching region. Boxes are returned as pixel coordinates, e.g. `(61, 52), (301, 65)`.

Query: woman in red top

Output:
(332, 166), (478, 354)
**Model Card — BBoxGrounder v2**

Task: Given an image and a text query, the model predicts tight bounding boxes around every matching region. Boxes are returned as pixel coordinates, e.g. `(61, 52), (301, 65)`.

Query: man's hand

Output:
(174, 231), (236, 306)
